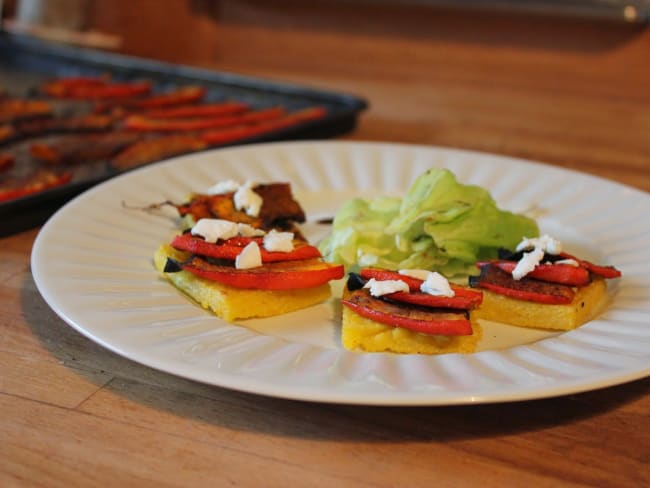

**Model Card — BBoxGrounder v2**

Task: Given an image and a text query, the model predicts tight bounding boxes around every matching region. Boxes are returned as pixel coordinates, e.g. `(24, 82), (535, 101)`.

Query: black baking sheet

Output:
(0, 33), (367, 236)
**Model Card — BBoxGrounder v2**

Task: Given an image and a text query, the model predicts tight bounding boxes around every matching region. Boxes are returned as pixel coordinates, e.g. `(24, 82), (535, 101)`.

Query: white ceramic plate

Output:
(31, 141), (650, 405)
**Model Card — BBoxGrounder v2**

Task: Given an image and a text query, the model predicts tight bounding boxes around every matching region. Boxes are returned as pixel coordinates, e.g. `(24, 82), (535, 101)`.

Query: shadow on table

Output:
(22, 273), (648, 442)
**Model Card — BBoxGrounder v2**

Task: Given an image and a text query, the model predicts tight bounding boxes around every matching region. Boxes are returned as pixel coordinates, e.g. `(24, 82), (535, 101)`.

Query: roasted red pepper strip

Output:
(170, 234), (322, 262)
(41, 77), (109, 97)
(472, 264), (575, 304)
(142, 101), (249, 119)
(559, 252), (622, 279)
(477, 260), (591, 286)
(95, 86), (207, 113)
(51, 81), (152, 100)
(359, 267), (483, 306)
(2, 114), (115, 145)
(200, 107), (327, 145)
(0, 171), (72, 202)
(176, 256), (344, 290)
(124, 107), (285, 132)
(110, 135), (208, 171)
(30, 131), (142, 165)
(0, 98), (52, 124)
(342, 287), (473, 336)
(385, 290), (481, 310)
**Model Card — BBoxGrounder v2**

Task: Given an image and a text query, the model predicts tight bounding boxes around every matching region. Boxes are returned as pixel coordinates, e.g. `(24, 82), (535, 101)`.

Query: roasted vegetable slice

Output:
(342, 286), (473, 336)
(470, 264), (575, 305)
(167, 255), (344, 290)
(110, 135), (208, 170)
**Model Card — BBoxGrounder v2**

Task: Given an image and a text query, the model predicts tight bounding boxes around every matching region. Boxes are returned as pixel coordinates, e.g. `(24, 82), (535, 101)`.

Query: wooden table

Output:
(2, 3), (649, 486)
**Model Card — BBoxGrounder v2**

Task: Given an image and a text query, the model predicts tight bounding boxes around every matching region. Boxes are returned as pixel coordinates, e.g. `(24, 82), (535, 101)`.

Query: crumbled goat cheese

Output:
(513, 235), (566, 280)
(516, 234), (562, 255)
(263, 230), (294, 252)
(238, 223), (265, 237)
(206, 179), (240, 195)
(364, 278), (409, 297)
(512, 247), (545, 280)
(191, 218), (239, 243)
(233, 180), (263, 217)
(235, 241), (262, 269)
(399, 269), (455, 297)
(420, 272), (455, 297)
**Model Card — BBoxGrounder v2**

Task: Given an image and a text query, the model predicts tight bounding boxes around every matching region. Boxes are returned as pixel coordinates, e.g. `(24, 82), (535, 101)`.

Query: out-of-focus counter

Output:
(87, 0), (650, 192)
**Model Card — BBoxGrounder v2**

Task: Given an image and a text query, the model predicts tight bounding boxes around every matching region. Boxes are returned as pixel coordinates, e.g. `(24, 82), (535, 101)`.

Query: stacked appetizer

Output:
(152, 169), (623, 357)
(154, 180), (344, 321)
(469, 235), (621, 330)
(341, 268), (483, 354)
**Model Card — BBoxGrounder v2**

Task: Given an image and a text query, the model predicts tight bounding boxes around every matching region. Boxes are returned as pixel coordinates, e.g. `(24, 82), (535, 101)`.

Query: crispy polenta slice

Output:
(154, 244), (331, 321)
(471, 278), (607, 330)
(341, 306), (482, 354)
(340, 285), (482, 354)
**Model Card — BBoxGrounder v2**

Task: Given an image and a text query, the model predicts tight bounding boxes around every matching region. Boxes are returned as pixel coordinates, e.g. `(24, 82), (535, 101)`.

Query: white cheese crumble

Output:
(237, 223), (265, 237)
(399, 269), (455, 297)
(206, 179), (240, 195)
(512, 247), (545, 280)
(364, 278), (409, 297)
(516, 234), (563, 255)
(554, 258), (579, 266)
(233, 180), (263, 217)
(420, 272), (455, 297)
(205, 179), (264, 217)
(235, 241), (262, 269)
(191, 218), (239, 243)
(263, 229), (294, 252)
(512, 234), (566, 280)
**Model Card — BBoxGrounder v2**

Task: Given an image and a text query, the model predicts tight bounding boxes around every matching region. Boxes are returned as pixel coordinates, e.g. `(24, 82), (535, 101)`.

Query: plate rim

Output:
(30, 140), (650, 405)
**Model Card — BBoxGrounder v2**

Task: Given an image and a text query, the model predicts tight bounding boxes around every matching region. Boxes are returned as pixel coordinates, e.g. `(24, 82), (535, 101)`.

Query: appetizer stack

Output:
(154, 180), (344, 321)
(469, 235), (621, 330)
(341, 268), (483, 354)
(151, 169), (622, 357)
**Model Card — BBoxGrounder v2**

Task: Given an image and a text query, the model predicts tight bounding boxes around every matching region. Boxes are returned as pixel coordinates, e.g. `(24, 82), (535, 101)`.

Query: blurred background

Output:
(1, 0), (649, 189)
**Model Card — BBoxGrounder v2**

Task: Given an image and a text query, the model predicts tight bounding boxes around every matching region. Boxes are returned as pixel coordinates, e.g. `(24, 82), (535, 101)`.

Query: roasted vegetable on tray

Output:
(0, 75), (329, 206)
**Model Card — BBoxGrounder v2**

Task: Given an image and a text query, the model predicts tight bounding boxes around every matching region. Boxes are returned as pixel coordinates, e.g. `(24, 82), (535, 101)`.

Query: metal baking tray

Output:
(0, 33), (367, 236)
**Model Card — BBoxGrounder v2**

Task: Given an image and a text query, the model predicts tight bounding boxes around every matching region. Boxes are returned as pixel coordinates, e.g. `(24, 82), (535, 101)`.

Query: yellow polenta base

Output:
(341, 307), (482, 355)
(154, 244), (331, 321)
(471, 278), (607, 331)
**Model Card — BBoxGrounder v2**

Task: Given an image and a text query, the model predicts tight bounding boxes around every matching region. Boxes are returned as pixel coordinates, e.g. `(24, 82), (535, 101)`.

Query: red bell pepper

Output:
(41, 77), (109, 97)
(559, 252), (622, 279)
(477, 259), (591, 286)
(0, 171), (72, 202)
(142, 102), (250, 119)
(124, 107), (285, 132)
(342, 288), (473, 336)
(176, 256), (344, 290)
(472, 264), (575, 305)
(170, 233), (322, 262)
(95, 86), (207, 113)
(200, 106), (327, 145)
(358, 267), (483, 307)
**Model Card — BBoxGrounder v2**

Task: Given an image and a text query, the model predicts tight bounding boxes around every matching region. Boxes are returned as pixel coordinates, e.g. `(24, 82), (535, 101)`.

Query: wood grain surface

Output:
(2, 2), (649, 486)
